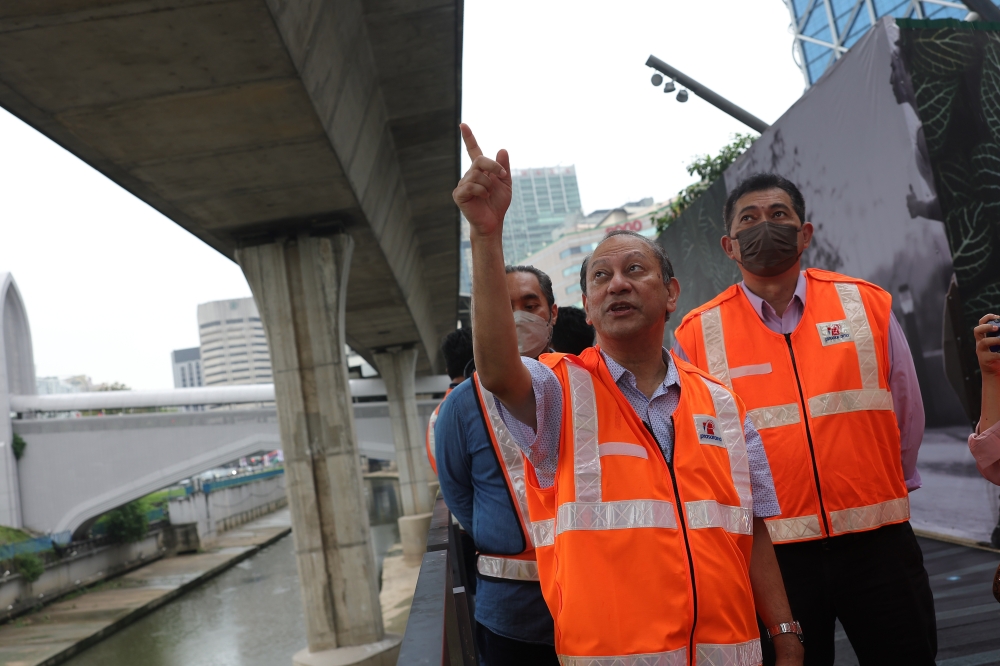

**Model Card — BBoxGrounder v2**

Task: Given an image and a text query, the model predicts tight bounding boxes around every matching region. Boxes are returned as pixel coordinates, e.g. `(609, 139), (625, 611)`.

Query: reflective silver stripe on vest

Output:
(685, 500), (753, 535)
(808, 387), (894, 418)
(567, 363), (602, 503)
(691, 378), (752, 534)
(696, 639), (762, 666)
(558, 647), (688, 666)
(532, 518), (555, 547)
(808, 282), (894, 418)
(476, 376), (539, 546)
(477, 555), (539, 581)
(829, 496), (909, 535)
(766, 514), (822, 543)
(557, 500), (677, 534)
(835, 282), (879, 390)
(700, 306), (732, 389)
(747, 403), (801, 430)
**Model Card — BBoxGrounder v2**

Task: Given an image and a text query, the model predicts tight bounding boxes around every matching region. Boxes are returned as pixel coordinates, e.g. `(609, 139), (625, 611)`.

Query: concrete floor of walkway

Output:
(0, 510), (291, 666)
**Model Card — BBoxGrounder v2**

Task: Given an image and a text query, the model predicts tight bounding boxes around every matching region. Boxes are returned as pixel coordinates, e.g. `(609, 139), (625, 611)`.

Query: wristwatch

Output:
(767, 621), (804, 644)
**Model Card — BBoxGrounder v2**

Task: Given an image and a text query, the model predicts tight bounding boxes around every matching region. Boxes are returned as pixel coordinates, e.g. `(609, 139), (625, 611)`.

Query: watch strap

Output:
(767, 620), (804, 643)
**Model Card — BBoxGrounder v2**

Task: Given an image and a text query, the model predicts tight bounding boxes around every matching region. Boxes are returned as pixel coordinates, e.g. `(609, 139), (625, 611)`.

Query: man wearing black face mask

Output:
(673, 173), (935, 665)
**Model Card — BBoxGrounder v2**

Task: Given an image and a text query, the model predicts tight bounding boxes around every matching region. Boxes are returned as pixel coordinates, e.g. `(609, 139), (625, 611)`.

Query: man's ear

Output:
(549, 304), (559, 327)
(666, 277), (681, 314)
(721, 234), (740, 262)
(800, 222), (814, 251)
(582, 294), (591, 325)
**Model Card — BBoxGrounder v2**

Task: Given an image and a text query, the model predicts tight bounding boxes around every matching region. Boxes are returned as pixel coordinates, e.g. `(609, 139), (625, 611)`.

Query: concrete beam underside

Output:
(0, 0), (462, 376)
(238, 234), (395, 663)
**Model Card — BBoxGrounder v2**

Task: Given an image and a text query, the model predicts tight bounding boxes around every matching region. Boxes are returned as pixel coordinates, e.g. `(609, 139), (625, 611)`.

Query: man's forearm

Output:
(469, 228), (535, 426)
(750, 518), (803, 664)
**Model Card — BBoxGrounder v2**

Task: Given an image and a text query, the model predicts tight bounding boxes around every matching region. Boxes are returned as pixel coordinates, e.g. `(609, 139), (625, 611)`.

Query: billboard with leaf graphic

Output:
(658, 17), (999, 427)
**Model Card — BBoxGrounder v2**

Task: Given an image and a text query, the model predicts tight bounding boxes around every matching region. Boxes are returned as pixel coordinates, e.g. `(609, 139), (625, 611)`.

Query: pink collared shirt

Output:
(673, 271), (925, 491)
(970, 421), (1000, 485)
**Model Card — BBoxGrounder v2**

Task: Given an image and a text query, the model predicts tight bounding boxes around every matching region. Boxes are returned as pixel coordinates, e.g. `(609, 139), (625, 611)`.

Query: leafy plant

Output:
(11, 434), (25, 461)
(105, 501), (149, 543)
(655, 133), (757, 233)
(13, 553), (44, 583)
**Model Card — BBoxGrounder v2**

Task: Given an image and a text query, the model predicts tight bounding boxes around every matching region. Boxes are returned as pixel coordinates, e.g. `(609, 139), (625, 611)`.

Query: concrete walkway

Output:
(0, 510), (291, 666)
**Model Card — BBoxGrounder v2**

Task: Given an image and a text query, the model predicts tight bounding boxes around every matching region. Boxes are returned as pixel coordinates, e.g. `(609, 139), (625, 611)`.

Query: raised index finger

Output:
(460, 123), (483, 160)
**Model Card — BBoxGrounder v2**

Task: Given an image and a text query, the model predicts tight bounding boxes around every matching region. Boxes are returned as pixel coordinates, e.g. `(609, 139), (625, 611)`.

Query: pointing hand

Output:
(452, 124), (512, 238)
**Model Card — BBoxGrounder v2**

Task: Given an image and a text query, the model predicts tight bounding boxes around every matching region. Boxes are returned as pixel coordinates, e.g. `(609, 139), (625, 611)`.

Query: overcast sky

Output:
(0, 0), (806, 390)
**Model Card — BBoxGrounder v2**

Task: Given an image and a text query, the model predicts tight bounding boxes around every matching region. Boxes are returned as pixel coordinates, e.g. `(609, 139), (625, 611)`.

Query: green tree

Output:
(655, 133), (758, 233)
(106, 501), (149, 543)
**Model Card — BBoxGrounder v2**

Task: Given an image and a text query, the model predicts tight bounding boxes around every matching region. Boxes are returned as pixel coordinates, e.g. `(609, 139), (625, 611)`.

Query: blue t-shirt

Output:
(434, 379), (554, 645)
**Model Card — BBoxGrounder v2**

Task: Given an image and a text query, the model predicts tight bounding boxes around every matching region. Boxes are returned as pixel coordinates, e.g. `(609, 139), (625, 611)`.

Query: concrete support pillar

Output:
(373, 348), (435, 517)
(237, 234), (399, 666)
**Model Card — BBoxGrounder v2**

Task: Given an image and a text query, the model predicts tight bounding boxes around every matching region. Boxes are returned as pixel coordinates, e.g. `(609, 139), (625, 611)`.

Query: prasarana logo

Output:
(693, 415), (723, 445)
(816, 319), (852, 346)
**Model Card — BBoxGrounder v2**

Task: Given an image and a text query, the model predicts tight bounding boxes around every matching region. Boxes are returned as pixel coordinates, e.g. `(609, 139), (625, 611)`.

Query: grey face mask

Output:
(513, 310), (552, 358)
(734, 221), (802, 277)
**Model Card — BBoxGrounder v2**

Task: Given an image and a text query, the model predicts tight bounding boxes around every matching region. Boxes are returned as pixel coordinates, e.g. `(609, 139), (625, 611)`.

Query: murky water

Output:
(64, 523), (400, 666)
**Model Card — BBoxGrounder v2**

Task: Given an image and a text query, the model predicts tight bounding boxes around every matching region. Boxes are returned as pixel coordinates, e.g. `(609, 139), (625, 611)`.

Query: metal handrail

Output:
(397, 496), (478, 665)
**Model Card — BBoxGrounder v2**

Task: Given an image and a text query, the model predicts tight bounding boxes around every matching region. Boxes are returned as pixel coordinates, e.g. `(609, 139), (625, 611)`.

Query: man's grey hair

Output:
(579, 230), (675, 295)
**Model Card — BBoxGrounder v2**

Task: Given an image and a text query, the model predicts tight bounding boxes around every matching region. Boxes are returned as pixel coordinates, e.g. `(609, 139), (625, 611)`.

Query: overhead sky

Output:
(0, 0), (805, 390)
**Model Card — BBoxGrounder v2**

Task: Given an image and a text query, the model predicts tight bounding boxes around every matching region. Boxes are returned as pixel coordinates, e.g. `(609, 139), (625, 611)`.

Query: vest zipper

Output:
(646, 420), (698, 661)
(784, 333), (831, 536)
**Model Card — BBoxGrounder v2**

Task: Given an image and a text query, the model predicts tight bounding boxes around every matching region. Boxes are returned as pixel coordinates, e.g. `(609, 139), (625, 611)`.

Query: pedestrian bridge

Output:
(10, 378), (446, 539)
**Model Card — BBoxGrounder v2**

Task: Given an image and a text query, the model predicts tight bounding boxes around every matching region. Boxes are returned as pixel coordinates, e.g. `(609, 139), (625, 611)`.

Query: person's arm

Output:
(434, 392), (475, 531)
(969, 314), (1000, 485)
(750, 518), (804, 665)
(887, 312), (925, 491)
(975, 314), (1000, 433)
(453, 124), (536, 428)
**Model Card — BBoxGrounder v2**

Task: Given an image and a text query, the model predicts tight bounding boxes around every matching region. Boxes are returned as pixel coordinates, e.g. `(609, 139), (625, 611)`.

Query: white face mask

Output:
(513, 310), (552, 358)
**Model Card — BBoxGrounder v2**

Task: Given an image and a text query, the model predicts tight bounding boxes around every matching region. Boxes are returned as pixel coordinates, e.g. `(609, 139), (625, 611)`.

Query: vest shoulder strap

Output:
(677, 284), (743, 330)
(805, 268), (887, 295)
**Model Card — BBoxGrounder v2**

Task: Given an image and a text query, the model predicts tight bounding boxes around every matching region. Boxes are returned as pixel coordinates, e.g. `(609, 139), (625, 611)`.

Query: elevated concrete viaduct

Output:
(0, 2), (463, 662)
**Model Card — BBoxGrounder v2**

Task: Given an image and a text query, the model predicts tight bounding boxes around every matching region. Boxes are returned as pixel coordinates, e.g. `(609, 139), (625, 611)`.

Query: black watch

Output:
(766, 620), (804, 644)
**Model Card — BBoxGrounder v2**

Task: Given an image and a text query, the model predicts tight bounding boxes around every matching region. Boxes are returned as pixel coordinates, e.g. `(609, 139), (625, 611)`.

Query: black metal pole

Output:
(645, 55), (771, 134)
(964, 0), (1000, 23)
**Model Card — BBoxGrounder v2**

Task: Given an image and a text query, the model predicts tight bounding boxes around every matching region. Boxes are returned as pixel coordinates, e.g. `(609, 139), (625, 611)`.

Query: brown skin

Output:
(454, 125), (801, 665)
(721, 188), (814, 317)
(582, 236), (680, 398)
(975, 314), (1000, 433)
(507, 271), (558, 331)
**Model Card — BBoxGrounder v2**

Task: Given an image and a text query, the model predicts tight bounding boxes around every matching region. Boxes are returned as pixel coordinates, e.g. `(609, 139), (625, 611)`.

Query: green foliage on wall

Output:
(11, 434), (25, 461)
(13, 553), (44, 583)
(655, 133), (757, 233)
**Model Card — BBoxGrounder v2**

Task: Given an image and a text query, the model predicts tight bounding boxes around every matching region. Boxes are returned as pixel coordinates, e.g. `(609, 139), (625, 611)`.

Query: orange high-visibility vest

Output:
(470, 374), (540, 582)
(426, 387), (453, 476)
(524, 347), (761, 665)
(674, 269), (907, 545)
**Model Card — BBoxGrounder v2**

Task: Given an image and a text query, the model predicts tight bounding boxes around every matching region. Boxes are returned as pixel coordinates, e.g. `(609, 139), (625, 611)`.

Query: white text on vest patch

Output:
(693, 415), (724, 446)
(816, 319), (853, 346)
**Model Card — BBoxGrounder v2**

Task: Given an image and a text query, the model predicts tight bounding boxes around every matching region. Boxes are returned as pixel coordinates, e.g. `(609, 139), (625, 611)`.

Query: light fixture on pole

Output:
(645, 54), (770, 133)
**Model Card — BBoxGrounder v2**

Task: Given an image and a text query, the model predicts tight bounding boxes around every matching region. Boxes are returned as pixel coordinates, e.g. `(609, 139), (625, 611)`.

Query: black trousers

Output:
(476, 623), (559, 666)
(761, 521), (936, 666)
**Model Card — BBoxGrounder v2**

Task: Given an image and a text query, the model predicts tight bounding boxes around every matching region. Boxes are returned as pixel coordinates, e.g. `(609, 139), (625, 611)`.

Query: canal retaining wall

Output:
(167, 469), (286, 548)
(0, 532), (162, 620)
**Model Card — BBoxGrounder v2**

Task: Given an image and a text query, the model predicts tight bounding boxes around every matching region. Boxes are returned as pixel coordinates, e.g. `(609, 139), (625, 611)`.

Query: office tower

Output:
(785, 0), (986, 86)
(197, 298), (272, 386)
(171, 347), (203, 388)
(503, 166), (583, 264)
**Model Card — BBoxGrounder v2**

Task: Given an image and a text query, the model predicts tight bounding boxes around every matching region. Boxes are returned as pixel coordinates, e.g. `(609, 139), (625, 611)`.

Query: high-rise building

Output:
(197, 298), (272, 386)
(503, 166), (583, 264)
(785, 1), (989, 86)
(171, 347), (203, 388)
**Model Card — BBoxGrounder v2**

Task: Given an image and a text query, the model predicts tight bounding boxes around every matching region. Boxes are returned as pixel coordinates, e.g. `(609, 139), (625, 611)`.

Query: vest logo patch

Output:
(693, 415), (724, 446)
(817, 319), (852, 346)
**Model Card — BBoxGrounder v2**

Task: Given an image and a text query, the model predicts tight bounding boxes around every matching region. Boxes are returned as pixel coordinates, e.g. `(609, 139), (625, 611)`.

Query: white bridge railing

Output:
(10, 375), (451, 412)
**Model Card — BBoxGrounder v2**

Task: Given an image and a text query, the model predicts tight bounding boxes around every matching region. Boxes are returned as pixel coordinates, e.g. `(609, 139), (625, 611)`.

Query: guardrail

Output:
(0, 532), (71, 560)
(397, 495), (478, 666)
(194, 466), (285, 494)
